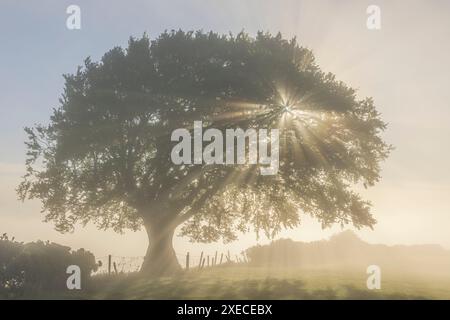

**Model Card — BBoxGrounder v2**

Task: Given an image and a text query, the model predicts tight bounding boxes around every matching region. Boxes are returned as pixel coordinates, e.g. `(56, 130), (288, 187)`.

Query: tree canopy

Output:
(18, 30), (390, 260)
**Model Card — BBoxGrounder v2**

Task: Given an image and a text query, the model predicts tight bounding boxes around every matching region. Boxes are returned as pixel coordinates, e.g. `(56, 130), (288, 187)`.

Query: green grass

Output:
(63, 265), (450, 300)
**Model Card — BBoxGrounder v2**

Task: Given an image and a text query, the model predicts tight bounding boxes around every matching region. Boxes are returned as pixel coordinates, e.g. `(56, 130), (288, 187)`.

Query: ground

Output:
(49, 265), (450, 300)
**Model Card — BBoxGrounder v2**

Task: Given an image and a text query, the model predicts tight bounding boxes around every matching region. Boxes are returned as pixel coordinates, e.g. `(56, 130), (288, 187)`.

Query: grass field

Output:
(55, 265), (450, 300)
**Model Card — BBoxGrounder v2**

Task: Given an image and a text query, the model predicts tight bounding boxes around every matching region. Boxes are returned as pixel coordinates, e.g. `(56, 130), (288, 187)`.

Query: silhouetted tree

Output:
(18, 31), (390, 276)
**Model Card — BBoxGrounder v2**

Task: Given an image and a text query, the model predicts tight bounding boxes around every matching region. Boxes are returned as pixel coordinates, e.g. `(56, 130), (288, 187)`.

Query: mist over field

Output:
(247, 231), (450, 273)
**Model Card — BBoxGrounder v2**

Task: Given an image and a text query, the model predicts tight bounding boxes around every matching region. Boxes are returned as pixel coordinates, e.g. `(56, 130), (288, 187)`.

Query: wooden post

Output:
(219, 253), (224, 265)
(207, 255), (210, 267)
(198, 251), (204, 269)
(108, 254), (112, 275)
(236, 255), (240, 263)
(113, 262), (118, 274)
(201, 257), (206, 268)
(214, 251), (218, 266)
(227, 250), (231, 262)
(186, 252), (190, 271)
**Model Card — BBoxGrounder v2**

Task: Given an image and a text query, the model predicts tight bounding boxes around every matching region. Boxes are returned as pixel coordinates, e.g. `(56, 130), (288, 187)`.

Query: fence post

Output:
(198, 251), (204, 269)
(214, 251), (218, 266)
(207, 255), (210, 267)
(113, 262), (118, 274)
(219, 253), (224, 265)
(201, 257), (205, 269)
(186, 252), (190, 271)
(108, 255), (112, 275)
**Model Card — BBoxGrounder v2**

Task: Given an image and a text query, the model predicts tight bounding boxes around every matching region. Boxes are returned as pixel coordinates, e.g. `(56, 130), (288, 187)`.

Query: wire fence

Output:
(95, 250), (249, 274)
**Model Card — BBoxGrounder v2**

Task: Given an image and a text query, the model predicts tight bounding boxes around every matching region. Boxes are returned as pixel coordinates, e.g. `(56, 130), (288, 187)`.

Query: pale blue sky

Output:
(1, 1), (450, 260)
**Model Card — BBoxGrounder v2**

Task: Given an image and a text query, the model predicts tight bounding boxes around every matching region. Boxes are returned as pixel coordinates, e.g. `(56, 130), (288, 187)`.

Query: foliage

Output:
(0, 234), (97, 298)
(18, 30), (391, 244)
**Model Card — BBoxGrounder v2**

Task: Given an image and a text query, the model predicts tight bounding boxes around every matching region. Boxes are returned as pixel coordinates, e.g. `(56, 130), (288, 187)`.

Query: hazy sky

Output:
(1, 0), (450, 261)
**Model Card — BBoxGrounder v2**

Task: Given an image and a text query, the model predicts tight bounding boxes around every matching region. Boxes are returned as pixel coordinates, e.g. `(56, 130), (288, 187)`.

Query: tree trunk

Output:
(140, 220), (182, 277)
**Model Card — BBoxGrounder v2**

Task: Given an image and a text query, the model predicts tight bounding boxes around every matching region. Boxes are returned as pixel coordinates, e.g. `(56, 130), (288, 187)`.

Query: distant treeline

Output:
(246, 231), (450, 272)
(0, 234), (97, 298)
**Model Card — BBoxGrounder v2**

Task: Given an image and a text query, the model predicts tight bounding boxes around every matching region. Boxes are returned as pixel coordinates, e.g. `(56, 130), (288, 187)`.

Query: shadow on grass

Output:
(84, 273), (427, 300)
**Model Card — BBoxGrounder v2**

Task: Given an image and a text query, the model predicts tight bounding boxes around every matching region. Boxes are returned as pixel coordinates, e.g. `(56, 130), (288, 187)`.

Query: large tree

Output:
(18, 31), (390, 276)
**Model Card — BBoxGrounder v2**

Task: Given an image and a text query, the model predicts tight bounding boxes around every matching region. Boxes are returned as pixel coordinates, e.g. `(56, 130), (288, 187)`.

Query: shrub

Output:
(0, 234), (97, 298)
